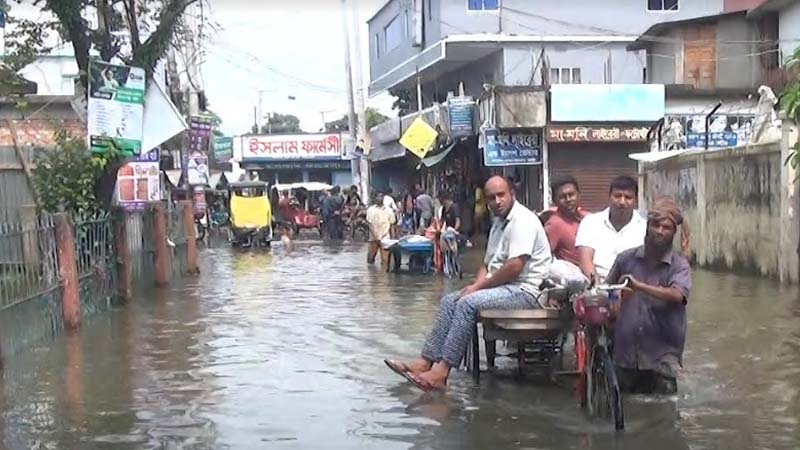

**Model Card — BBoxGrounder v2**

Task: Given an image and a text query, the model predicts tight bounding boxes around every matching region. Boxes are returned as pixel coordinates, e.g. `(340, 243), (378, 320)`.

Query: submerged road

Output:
(1, 240), (799, 449)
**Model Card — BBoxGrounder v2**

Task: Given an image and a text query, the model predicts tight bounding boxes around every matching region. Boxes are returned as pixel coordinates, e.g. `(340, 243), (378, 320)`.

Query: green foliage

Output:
(783, 46), (800, 169)
(0, 2), (58, 95)
(31, 130), (120, 214)
(260, 112), (302, 134)
(325, 108), (389, 133)
(389, 88), (413, 117)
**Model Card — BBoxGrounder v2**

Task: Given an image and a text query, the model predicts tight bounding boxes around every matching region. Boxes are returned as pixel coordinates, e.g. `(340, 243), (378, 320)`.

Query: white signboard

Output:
(242, 133), (343, 161)
(185, 151), (209, 186)
(88, 60), (145, 156)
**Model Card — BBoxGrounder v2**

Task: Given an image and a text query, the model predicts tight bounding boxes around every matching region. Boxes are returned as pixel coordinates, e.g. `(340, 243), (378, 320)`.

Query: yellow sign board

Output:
(399, 117), (438, 159)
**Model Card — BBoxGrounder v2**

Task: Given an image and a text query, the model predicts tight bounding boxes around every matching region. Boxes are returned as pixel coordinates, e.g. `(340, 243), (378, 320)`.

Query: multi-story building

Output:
(367, 0), (770, 210)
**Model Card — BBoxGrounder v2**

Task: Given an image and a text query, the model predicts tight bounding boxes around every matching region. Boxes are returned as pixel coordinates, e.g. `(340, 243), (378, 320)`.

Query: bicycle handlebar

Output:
(594, 279), (629, 291)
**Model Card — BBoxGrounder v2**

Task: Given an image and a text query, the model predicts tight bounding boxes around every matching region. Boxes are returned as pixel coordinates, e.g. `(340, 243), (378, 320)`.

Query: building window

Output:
(648, 0), (678, 11)
(384, 14), (404, 53)
(550, 67), (582, 84)
(468, 0), (499, 11)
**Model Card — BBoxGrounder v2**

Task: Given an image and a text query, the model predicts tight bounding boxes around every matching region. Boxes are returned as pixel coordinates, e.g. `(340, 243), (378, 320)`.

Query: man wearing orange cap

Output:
(605, 197), (692, 394)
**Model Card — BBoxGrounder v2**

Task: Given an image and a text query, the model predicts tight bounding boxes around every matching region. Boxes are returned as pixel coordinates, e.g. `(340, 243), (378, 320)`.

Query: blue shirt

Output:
(606, 246), (692, 375)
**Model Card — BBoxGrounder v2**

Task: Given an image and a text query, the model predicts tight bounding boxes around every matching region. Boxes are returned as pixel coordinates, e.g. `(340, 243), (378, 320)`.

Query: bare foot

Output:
(405, 358), (433, 375)
(415, 362), (450, 391)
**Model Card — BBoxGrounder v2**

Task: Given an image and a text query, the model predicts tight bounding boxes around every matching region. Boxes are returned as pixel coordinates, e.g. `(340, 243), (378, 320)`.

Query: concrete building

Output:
(367, 0), (766, 103)
(366, 0), (769, 210)
(631, 9), (781, 151)
(748, 0), (800, 64)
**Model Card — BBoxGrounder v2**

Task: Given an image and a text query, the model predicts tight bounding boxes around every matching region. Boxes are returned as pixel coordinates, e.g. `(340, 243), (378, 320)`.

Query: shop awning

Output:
(417, 143), (456, 169)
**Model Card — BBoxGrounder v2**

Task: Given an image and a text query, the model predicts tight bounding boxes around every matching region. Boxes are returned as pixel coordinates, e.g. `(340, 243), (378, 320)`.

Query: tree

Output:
(31, 131), (119, 214)
(261, 112), (301, 134)
(389, 88), (413, 117)
(1, 0), (202, 209)
(324, 108), (389, 133)
(783, 46), (800, 169)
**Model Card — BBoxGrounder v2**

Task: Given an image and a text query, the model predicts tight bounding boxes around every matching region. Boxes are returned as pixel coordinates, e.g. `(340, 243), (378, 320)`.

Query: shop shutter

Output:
(549, 144), (639, 213)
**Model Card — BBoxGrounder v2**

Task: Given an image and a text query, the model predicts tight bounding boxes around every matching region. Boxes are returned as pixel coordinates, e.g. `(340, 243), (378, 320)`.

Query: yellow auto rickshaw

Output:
(228, 181), (273, 247)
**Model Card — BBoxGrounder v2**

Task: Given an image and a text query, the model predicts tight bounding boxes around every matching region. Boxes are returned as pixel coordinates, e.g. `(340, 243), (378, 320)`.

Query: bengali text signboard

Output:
(546, 125), (650, 142)
(242, 133), (343, 161)
(483, 128), (542, 166)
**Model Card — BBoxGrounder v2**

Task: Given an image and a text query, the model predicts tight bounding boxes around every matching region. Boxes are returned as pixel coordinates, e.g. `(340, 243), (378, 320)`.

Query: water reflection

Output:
(0, 243), (798, 449)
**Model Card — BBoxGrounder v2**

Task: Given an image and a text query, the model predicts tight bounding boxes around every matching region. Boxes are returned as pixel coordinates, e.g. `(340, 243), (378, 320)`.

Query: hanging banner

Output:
(213, 136), (234, 162)
(185, 151), (209, 186)
(448, 97), (475, 138)
(189, 115), (213, 153)
(88, 60), (145, 156)
(482, 128), (542, 166)
(399, 117), (438, 159)
(116, 148), (161, 211)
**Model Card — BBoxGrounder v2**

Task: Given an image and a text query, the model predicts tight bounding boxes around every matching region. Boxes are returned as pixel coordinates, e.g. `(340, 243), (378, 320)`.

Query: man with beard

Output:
(575, 176), (646, 280)
(605, 197), (692, 394)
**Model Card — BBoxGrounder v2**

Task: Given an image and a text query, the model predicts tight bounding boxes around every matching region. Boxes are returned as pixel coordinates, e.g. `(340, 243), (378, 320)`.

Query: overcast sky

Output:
(202, 0), (393, 136)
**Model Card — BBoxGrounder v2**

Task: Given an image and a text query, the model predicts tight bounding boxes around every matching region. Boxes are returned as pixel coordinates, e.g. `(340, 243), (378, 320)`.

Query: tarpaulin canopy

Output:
(417, 143), (456, 169)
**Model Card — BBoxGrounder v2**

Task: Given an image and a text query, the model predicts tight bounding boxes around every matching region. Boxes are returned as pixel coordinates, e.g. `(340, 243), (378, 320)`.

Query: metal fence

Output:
(73, 213), (116, 314)
(0, 216), (60, 311)
(127, 210), (155, 290)
(167, 202), (188, 277)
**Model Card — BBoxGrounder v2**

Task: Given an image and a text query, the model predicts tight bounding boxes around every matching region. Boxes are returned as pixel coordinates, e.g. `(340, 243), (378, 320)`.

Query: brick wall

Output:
(0, 119), (85, 148)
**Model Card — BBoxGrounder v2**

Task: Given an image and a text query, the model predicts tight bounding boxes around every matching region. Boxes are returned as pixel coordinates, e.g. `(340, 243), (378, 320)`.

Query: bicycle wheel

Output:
(588, 346), (625, 431)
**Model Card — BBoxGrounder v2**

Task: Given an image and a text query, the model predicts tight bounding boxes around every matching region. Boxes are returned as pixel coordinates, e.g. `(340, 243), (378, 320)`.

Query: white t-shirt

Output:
(484, 201), (552, 301)
(383, 195), (398, 212)
(574, 208), (646, 278)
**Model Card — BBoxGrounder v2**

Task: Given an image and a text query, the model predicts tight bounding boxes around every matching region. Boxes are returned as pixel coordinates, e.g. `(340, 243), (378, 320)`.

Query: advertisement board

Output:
(117, 148), (160, 210)
(88, 60), (145, 155)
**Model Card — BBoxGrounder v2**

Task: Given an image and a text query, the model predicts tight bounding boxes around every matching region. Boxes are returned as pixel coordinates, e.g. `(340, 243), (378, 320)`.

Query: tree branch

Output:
(124, 0), (141, 51)
(134, 0), (197, 77)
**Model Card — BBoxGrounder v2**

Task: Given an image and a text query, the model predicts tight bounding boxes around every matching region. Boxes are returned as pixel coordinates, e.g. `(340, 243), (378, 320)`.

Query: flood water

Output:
(1, 240), (800, 449)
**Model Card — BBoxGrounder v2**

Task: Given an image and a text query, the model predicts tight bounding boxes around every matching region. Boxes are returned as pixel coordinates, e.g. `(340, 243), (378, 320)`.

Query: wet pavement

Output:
(1, 240), (800, 449)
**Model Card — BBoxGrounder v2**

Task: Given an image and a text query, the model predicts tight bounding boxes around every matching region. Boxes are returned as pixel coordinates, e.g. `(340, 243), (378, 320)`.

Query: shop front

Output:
(546, 125), (651, 212)
(547, 84), (664, 212)
(236, 133), (351, 187)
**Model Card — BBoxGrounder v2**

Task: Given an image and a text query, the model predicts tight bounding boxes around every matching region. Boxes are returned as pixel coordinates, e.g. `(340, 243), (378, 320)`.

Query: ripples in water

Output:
(0, 242), (799, 449)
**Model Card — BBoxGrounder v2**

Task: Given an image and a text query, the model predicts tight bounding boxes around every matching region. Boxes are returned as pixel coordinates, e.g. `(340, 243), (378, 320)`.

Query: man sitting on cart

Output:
(605, 197), (691, 395)
(384, 176), (552, 392)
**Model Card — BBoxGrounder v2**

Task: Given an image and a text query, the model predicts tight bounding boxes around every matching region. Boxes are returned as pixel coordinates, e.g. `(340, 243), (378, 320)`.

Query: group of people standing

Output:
(386, 174), (692, 397)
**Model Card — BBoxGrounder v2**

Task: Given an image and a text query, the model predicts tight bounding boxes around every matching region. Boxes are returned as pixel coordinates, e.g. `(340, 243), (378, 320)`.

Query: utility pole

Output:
(341, 0), (360, 197)
(350, 0), (371, 202)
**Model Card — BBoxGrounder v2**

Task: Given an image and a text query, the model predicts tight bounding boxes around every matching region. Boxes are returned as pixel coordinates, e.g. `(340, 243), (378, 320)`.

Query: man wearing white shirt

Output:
(575, 176), (646, 280)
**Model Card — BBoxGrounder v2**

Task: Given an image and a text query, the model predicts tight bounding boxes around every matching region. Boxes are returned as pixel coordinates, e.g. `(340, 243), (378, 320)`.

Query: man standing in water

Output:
(575, 176), (646, 280)
(384, 176), (551, 392)
(606, 197), (691, 394)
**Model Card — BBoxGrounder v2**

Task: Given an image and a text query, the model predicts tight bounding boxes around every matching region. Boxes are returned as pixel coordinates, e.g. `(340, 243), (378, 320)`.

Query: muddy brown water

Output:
(1, 241), (799, 449)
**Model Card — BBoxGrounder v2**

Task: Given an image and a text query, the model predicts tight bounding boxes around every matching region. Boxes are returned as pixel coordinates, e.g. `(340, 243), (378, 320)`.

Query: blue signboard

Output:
(483, 128), (542, 167)
(686, 132), (739, 148)
(448, 97), (475, 138)
(551, 84), (665, 122)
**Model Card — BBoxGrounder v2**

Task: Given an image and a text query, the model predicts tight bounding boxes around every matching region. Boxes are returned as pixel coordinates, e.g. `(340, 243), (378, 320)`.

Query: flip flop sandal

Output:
(384, 359), (410, 378)
(404, 372), (445, 393)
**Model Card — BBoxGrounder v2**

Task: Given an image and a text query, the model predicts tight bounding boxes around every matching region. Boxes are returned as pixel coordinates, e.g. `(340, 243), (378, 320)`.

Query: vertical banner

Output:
(189, 115), (213, 153)
(88, 60), (145, 156)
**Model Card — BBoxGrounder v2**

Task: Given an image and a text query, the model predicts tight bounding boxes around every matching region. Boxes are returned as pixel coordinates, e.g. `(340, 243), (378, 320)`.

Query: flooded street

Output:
(1, 241), (800, 450)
